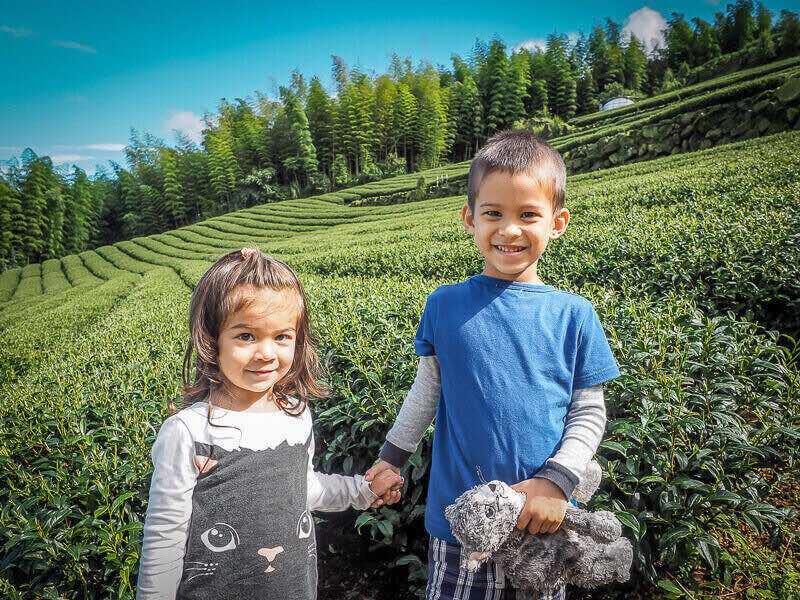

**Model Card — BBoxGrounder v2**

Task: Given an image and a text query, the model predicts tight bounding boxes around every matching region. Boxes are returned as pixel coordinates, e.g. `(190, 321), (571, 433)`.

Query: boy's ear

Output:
(549, 208), (570, 239)
(460, 203), (475, 233)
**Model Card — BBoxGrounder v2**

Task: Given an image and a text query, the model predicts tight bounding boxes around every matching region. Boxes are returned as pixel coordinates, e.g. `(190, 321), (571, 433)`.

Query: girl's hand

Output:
(367, 468), (403, 508)
(510, 477), (567, 535)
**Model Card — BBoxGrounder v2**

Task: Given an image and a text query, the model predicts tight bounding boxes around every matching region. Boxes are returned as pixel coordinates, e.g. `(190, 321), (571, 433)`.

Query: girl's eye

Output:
(276, 333), (292, 341)
(236, 333), (255, 341)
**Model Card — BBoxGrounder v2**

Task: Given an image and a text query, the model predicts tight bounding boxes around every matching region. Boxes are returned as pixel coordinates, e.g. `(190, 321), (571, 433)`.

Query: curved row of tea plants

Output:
(0, 132), (799, 599)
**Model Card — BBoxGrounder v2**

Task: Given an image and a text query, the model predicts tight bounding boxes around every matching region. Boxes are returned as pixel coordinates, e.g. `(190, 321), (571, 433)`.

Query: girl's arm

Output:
(306, 429), (379, 512)
(532, 384), (606, 499)
(377, 355), (441, 467)
(136, 416), (198, 600)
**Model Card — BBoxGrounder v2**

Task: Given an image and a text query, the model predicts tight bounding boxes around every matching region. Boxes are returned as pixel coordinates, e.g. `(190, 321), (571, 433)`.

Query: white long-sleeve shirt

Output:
(136, 401), (377, 600)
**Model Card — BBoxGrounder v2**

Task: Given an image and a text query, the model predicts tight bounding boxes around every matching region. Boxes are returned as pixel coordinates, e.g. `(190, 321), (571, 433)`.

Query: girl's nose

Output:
(254, 342), (277, 361)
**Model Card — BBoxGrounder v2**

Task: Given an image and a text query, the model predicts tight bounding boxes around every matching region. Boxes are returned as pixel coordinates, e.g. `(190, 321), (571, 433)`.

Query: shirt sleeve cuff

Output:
(378, 440), (412, 468)
(532, 460), (579, 500)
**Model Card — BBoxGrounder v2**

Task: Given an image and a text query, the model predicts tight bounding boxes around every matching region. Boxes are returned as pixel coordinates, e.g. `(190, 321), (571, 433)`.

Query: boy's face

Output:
(461, 170), (569, 284)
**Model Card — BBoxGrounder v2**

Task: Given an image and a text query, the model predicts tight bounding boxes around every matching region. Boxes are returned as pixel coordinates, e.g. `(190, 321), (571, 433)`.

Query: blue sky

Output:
(1, 0), (795, 174)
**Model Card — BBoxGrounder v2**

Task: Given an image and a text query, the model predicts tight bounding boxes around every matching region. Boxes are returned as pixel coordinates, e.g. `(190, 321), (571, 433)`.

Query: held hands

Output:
(364, 460), (403, 509)
(511, 477), (568, 535)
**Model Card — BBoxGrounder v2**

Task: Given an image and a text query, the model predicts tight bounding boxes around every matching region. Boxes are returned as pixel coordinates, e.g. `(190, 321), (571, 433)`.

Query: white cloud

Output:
(622, 6), (668, 55)
(50, 154), (95, 163)
(82, 143), (125, 151)
(164, 110), (205, 143)
(1, 25), (32, 37)
(514, 38), (547, 53)
(52, 143), (125, 152)
(52, 40), (97, 53)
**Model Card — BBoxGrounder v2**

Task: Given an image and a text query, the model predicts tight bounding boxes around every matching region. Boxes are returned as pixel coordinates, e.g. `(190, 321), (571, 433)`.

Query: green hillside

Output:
(1, 131), (800, 599)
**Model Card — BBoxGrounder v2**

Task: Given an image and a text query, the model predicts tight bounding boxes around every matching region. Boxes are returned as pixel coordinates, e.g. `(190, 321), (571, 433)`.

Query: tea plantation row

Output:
(0, 132), (799, 599)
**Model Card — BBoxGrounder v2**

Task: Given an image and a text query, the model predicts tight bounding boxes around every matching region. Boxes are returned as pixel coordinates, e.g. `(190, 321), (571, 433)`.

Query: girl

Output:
(136, 248), (403, 600)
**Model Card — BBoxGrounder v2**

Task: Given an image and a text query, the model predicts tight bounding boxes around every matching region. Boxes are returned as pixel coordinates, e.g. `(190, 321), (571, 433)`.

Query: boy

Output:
(365, 130), (620, 600)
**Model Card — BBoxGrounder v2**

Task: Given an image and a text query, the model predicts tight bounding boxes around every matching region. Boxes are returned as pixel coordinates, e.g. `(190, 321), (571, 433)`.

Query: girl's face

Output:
(216, 285), (301, 408)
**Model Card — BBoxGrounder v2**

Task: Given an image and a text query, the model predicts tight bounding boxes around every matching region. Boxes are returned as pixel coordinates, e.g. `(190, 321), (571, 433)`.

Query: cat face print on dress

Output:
(176, 434), (318, 600)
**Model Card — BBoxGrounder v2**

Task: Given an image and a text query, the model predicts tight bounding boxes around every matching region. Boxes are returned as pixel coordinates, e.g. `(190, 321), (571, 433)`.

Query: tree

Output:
(755, 2), (772, 38)
(280, 91), (318, 189)
(392, 82), (418, 168)
(728, 0), (757, 51)
(306, 77), (337, 177)
(373, 75), (398, 162)
(450, 73), (484, 160)
(206, 131), (239, 207)
(605, 18), (623, 46)
(623, 36), (647, 91)
(62, 167), (92, 254)
(666, 13), (695, 68)
(777, 10), (800, 56)
(20, 158), (51, 261)
(451, 54), (472, 83)
(527, 51), (549, 115)
(545, 34), (577, 120)
(481, 39), (514, 134)
(414, 67), (448, 170)
(331, 55), (349, 95)
(692, 18), (722, 65)
(0, 182), (19, 263)
(588, 26), (614, 91)
(160, 149), (185, 227)
(43, 186), (65, 259)
(661, 67), (681, 92)
(576, 71), (597, 115)
(337, 75), (376, 176)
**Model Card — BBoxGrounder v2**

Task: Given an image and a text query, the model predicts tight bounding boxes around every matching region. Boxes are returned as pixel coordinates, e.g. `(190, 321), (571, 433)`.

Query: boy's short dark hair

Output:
(467, 129), (566, 214)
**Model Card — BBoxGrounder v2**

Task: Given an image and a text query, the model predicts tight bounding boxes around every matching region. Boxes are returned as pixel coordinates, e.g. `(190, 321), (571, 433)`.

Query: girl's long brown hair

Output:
(171, 249), (328, 417)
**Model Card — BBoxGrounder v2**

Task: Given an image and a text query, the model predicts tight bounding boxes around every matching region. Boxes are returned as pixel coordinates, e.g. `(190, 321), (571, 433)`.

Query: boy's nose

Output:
(498, 223), (522, 236)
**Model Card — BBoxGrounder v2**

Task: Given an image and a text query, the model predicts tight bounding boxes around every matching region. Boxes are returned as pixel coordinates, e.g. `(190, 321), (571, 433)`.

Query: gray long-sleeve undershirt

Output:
(378, 355), (607, 499)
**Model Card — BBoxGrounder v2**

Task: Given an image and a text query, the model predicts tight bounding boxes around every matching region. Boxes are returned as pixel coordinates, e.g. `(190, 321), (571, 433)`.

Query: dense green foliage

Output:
(3, 4), (799, 272)
(0, 130), (798, 598)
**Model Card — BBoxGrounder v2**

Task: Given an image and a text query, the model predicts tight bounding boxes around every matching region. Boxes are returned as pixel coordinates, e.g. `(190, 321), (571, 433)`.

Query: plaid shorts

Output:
(426, 536), (566, 600)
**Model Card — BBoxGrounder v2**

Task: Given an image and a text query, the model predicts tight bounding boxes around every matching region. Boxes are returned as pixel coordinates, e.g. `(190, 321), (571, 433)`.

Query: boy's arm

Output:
(136, 417), (198, 600)
(378, 355), (441, 467)
(532, 384), (606, 499)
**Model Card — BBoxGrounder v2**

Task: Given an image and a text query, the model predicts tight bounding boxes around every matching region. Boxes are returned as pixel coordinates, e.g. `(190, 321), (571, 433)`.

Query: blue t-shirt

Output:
(416, 274), (621, 542)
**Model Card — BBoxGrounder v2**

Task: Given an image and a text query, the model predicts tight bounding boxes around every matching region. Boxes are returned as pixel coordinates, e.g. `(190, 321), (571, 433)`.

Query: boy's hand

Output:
(511, 477), (568, 535)
(365, 460), (402, 508)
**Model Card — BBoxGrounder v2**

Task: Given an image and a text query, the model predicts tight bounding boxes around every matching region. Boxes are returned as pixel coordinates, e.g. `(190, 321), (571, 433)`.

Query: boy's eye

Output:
(521, 212), (539, 219)
(482, 210), (501, 217)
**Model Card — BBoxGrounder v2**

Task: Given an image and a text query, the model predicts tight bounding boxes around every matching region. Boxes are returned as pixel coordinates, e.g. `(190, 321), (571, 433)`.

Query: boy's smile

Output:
(462, 170), (569, 284)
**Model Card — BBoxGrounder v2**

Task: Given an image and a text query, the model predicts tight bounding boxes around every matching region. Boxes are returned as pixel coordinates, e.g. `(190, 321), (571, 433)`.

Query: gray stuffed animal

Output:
(444, 460), (633, 597)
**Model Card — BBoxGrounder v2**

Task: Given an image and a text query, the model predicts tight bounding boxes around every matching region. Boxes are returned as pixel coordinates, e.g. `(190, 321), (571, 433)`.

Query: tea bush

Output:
(0, 131), (798, 598)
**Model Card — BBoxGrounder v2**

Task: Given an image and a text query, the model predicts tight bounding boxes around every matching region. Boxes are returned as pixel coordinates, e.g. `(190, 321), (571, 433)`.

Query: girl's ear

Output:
(461, 203), (476, 233)
(550, 207), (570, 239)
